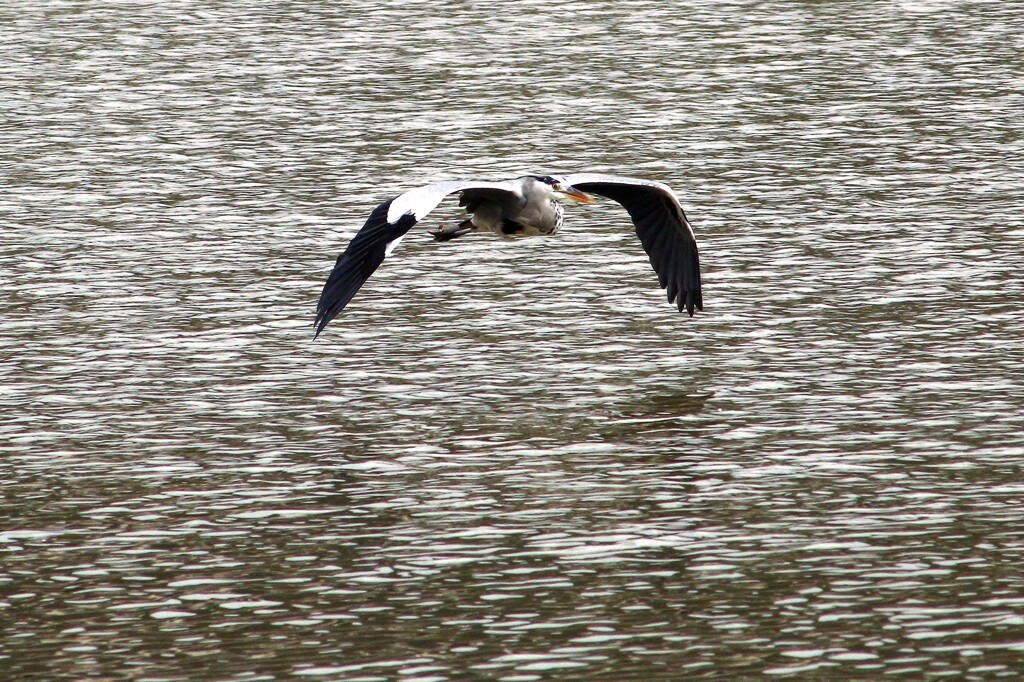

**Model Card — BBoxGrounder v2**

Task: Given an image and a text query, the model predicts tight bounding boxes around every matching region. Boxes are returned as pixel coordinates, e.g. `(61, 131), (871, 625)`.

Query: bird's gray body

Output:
(457, 176), (564, 236)
(314, 173), (703, 338)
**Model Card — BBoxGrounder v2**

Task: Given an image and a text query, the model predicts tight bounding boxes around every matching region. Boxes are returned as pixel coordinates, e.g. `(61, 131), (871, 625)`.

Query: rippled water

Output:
(4, 0), (1024, 679)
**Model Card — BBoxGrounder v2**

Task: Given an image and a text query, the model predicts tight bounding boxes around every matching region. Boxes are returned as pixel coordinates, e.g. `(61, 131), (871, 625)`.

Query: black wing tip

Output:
(312, 262), (365, 339)
(668, 288), (703, 317)
(312, 307), (334, 339)
(312, 276), (362, 338)
(313, 295), (350, 338)
(312, 313), (329, 340)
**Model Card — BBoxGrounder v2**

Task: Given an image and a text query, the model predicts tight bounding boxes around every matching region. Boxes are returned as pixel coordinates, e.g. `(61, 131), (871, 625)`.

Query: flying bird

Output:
(313, 173), (702, 337)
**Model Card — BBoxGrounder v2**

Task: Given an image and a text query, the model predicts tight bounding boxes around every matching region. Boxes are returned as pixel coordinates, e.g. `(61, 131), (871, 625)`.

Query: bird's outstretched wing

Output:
(314, 180), (520, 337)
(561, 173), (703, 316)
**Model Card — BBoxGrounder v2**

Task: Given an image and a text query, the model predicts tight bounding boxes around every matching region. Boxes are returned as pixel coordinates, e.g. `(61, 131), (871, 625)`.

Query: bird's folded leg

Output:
(429, 219), (474, 242)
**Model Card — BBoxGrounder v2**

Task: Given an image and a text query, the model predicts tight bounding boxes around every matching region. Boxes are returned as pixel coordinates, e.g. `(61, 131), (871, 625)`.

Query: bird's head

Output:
(536, 175), (595, 204)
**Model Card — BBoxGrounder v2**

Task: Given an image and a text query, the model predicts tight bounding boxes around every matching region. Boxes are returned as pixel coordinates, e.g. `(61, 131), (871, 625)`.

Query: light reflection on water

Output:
(3, 0), (1024, 679)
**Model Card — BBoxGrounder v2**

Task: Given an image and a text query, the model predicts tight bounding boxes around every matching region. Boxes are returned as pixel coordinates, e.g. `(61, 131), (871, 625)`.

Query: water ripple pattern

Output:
(3, 0), (1023, 679)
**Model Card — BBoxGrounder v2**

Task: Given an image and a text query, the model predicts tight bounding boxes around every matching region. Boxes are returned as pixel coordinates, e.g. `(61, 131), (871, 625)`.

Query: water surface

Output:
(3, 0), (1024, 679)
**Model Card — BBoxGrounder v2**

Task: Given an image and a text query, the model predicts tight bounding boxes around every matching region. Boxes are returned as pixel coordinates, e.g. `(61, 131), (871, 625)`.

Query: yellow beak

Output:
(562, 186), (595, 204)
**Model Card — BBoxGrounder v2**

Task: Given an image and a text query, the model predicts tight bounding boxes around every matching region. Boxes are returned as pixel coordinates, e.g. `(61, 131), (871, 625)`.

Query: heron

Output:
(313, 173), (702, 338)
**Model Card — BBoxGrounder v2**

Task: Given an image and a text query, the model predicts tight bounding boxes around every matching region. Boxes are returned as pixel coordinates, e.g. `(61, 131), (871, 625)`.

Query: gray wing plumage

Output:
(314, 179), (520, 338)
(562, 173), (703, 316)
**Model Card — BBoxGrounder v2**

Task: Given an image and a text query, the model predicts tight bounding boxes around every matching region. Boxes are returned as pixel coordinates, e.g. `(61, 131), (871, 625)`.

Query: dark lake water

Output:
(3, 0), (1024, 679)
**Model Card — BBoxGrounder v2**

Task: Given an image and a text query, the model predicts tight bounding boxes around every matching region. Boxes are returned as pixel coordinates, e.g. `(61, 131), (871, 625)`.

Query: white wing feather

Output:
(386, 179), (521, 223)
